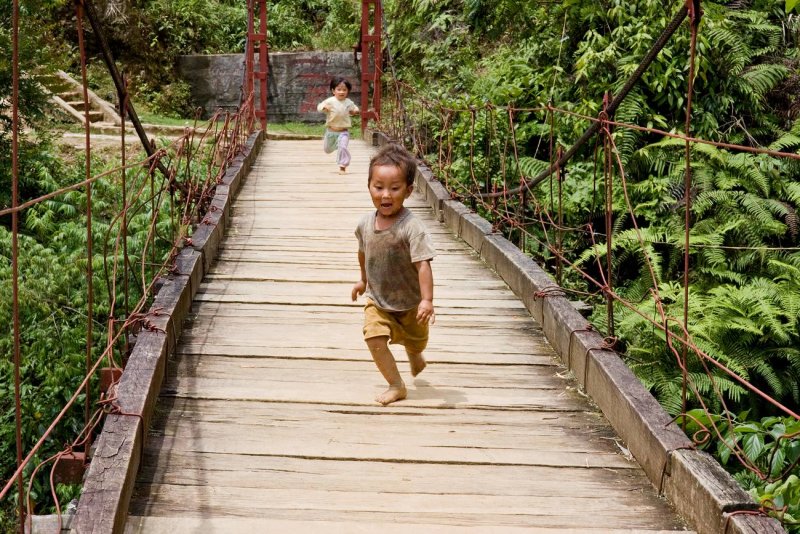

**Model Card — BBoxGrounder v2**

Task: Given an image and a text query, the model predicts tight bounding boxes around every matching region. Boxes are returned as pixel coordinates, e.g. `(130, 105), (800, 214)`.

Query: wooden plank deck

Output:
(125, 139), (692, 532)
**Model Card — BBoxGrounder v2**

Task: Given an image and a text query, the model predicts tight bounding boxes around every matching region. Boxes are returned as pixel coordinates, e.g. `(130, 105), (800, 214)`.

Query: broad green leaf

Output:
(718, 437), (735, 465)
(770, 448), (786, 478)
(742, 433), (765, 462)
(769, 423), (787, 440)
(787, 441), (800, 463)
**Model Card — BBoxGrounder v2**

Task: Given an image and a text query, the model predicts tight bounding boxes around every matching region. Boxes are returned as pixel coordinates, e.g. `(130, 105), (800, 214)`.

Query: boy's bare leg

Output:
(366, 336), (407, 405)
(406, 349), (427, 377)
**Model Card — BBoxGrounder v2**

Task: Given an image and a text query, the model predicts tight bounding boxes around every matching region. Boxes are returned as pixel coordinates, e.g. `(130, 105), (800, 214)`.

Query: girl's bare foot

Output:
(407, 351), (427, 377)
(376, 383), (407, 405)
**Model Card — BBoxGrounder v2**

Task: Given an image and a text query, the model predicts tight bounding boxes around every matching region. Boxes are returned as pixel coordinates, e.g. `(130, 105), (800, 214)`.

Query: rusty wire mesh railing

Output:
(1, 0), (260, 529)
(375, 0), (800, 527)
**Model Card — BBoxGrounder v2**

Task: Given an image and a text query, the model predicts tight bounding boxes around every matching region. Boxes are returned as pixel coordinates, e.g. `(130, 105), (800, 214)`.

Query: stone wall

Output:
(177, 51), (361, 123)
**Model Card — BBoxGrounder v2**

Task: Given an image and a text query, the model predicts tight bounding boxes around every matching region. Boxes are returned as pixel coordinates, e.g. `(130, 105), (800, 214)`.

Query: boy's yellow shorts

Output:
(363, 299), (428, 354)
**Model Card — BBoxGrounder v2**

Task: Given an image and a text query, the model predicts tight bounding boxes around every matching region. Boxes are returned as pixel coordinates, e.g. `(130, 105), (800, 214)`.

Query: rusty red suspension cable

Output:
(11, 0), (25, 528)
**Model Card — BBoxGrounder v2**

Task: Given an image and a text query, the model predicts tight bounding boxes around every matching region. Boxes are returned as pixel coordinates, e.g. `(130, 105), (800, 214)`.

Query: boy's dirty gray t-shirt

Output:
(355, 208), (436, 312)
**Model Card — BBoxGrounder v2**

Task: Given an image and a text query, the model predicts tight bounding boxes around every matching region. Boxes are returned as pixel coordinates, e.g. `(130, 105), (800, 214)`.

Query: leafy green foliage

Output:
(385, 0), (800, 410)
(269, 0), (360, 51)
(681, 410), (800, 531)
(382, 1), (800, 528)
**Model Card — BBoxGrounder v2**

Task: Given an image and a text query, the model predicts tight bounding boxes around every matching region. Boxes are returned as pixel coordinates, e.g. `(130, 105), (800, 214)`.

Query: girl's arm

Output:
(414, 260), (434, 324)
(351, 251), (367, 301)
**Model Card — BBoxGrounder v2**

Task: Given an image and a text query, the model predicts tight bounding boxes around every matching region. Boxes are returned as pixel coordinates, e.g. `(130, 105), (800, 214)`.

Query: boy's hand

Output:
(417, 299), (435, 325)
(351, 280), (366, 301)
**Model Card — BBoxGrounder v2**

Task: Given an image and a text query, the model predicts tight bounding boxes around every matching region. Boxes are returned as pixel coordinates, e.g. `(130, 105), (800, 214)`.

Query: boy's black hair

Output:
(330, 77), (352, 92)
(368, 144), (416, 187)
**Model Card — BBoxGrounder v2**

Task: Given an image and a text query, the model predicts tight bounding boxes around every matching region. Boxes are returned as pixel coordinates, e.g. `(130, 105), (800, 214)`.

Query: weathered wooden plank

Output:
(174, 345), (553, 365)
(128, 484), (680, 525)
(140, 432), (633, 469)
(143, 400), (628, 459)
(174, 339), (553, 359)
(196, 282), (524, 303)
(193, 292), (528, 309)
(186, 301), (532, 320)
(133, 448), (647, 493)
(182, 311), (540, 331)
(178, 324), (549, 353)
(147, 396), (605, 427)
(165, 352), (561, 379)
(203, 270), (507, 287)
(126, 516), (693, 534)
(187, 301), (533, 318)
(159, 380), (587, 412)
(176, 334), (550, 354)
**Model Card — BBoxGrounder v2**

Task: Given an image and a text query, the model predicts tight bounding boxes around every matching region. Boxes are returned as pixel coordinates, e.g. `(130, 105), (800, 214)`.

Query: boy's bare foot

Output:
(407, 351), (427, 377)
(376, 383), (407, 405)
(339, 166), (347, 174)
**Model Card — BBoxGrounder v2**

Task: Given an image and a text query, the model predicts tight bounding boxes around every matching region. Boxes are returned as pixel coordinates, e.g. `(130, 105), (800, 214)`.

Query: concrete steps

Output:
(39, 70), (121, 127)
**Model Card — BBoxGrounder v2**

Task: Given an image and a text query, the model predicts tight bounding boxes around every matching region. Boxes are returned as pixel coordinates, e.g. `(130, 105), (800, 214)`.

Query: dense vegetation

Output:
(385, 0), (800, 407)
(2, 0), (799, 529)
(382, 0), (800, 525)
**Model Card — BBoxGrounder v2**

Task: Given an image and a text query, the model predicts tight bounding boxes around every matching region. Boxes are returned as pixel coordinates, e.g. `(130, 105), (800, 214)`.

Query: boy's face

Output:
(369, 164), (412, 219)
(333, 82), (349, 100)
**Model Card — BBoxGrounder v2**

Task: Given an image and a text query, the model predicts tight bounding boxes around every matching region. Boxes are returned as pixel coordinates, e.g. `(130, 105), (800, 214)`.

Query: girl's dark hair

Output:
(368, 144), (416, 186)
(330, 77), (352, 92)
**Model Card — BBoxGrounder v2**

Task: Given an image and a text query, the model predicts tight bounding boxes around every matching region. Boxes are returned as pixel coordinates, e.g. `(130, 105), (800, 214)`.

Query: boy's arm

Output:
(414, 259), (434, 325)
(351, 251), (367, 301)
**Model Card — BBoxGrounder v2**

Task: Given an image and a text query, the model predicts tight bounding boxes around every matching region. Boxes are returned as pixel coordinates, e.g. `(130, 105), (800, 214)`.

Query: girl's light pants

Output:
(323, 129), (351, 168)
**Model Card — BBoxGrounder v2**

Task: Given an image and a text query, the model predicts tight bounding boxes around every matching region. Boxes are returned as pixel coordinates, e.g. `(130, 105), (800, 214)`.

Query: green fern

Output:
(742, 64), (791, 98)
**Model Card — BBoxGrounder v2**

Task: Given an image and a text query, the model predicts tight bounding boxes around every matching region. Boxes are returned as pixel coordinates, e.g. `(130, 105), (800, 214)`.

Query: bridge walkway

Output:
(124, 139), (691, 532)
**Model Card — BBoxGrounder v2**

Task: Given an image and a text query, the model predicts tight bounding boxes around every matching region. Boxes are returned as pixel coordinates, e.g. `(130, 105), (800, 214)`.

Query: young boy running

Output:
(351, 144), (436, 405)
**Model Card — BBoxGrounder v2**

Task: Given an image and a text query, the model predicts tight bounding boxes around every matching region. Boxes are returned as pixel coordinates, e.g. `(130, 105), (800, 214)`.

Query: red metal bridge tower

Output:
(246, 0), (268, 130)
(359, 0), (382, 132)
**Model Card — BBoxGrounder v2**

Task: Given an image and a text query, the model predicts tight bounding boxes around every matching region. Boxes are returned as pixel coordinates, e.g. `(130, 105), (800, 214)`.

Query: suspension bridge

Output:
(55, 132), (780, 534)
(5, 0), (798, 533)
(76, 137), (685, 533)
(121, 138), (689, 533)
